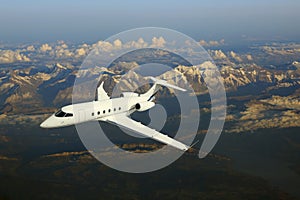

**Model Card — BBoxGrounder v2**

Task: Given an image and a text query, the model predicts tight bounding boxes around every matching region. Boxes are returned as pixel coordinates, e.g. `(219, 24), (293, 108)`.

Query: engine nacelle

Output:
(120, 92), (139, 98)
(135, 101), (155, 112)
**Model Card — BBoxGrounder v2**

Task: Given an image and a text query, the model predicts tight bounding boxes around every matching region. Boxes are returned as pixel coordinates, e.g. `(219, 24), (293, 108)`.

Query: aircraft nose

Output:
(40, 121), (48, 128)
(40, 115), (55, 128)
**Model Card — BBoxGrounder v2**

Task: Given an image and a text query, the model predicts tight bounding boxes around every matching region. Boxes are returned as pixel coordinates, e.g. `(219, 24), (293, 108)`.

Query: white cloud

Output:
(92, 41), (114, 52)
(92, 38), (149, 52)
(211, 50), (227, 60)
(199, 39), (225, 47)
(261, 43), (300, 55)
(42, 42), (75, 58)
(208, 40), (220, 46)
(53, 48), (73, 58)
(137, 38), (147, 47)
(151, 36), (166, 48)
(123, 38), (148, 49)
(60, 43), (68, 49)
(229, 51), (243, 62)
(81, 43), (89, 48)
(75, 48), (87, 57)
(26, 45), (35, 52)
(0, 50), (30, 63)
(89, 36), (165, 53)
(219, 39), (225, 45)
(199, 40), (208, 46)
(246, 54), (253, 61)
(39, 44), (52, 52)
(113, 39), (122, 49)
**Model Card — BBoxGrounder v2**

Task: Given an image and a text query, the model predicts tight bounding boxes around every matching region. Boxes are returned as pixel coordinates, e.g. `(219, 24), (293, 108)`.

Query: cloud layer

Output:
(0, 50), (30, 63)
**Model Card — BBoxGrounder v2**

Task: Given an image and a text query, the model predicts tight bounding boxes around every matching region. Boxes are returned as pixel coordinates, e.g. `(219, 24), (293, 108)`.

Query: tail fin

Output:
(142, 77), (186, 100)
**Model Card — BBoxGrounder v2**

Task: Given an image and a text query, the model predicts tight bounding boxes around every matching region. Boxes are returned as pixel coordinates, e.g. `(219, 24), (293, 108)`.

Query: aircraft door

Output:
(75, 110), (86, 124)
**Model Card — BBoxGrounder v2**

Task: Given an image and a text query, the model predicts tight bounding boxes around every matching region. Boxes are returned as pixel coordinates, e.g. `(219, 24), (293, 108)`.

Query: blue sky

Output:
(0, 0), (299, 43)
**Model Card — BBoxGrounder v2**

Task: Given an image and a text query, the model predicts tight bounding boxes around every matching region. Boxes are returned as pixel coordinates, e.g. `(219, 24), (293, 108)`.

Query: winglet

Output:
(190, 140), (200, 148)
(186, 140), (200, 153)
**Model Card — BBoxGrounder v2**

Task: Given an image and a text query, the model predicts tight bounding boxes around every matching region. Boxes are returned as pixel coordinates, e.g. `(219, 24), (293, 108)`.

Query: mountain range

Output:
(0, 41), (300, 133)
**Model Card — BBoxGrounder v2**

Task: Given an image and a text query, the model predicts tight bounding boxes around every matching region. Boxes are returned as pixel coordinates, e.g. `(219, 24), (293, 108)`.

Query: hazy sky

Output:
(0, 0), (299, 43)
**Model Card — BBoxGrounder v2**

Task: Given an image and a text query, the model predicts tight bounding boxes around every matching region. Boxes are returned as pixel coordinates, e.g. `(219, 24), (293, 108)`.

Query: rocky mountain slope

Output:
(0, 41), (300, 133)
(1, 59), (299, 114)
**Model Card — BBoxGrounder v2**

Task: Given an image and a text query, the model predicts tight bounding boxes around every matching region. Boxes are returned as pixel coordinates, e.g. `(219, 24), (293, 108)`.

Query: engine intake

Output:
(135, 103), (141, 110)
(135, 101), (155, 112)
(120, 92), (139, 98)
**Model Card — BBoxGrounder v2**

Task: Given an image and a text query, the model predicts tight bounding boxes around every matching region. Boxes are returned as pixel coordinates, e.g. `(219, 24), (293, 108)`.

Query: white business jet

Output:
(40, 77), (191, 151)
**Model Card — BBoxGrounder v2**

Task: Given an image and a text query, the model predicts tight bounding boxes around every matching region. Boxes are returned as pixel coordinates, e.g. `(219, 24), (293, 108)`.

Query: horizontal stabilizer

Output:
(149, 77), (186, 92)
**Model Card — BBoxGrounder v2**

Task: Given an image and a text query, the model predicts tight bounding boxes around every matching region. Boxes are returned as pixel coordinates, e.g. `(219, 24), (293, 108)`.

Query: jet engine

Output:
(120, 92), (139, 97)
(135, 101), (155, 112)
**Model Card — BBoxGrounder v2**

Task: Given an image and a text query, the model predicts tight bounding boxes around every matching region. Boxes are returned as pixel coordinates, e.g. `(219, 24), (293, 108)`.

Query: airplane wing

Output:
(100, 114), (190, 151)
(97, 82), (110, 101)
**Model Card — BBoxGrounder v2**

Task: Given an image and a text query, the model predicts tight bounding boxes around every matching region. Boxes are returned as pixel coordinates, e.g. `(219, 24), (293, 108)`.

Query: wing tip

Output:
(99, 81), (104, 88)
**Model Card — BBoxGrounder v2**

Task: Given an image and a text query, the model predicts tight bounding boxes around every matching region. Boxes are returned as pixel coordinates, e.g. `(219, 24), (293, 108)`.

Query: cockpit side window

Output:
(55, 110), (66, 117)
(65, 113), (73, 117)
(55, 109), (73, 117)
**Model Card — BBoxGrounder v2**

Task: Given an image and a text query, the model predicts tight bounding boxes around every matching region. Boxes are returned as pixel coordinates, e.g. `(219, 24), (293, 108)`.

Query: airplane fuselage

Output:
(40, 93), (154, 128)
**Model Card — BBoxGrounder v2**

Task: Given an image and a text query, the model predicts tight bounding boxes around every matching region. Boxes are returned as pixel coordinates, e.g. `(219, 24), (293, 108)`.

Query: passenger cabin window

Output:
(92, 112), (94, 116)
(108, 109), (111, 112)
(97, 111), (100, 115)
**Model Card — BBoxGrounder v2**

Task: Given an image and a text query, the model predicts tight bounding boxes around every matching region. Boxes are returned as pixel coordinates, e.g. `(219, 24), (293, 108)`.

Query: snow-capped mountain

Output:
(0, 60), (299, 115)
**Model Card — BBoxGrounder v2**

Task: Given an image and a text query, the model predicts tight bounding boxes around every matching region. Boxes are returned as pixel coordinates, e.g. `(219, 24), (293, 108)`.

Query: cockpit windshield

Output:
(55, 109), (73, 117)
